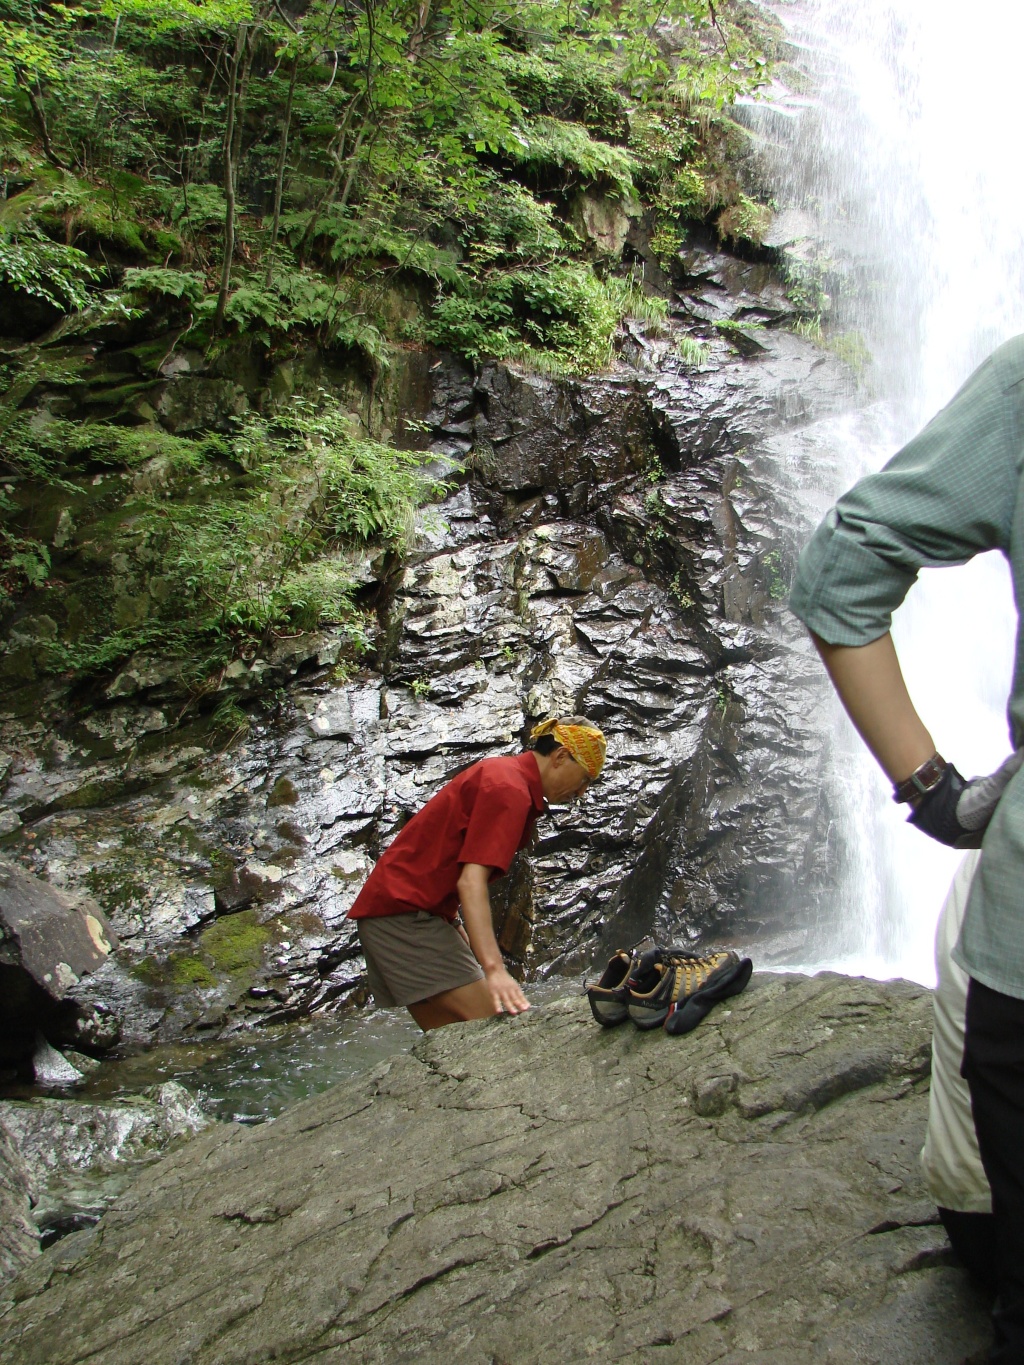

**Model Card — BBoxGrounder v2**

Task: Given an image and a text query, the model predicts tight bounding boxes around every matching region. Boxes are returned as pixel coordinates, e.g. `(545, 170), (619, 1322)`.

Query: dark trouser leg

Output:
(939, 1207), (999, 1295)
(963, 978), (1024, 1362)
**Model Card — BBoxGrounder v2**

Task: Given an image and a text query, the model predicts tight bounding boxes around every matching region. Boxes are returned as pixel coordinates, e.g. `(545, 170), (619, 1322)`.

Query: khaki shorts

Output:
(356, 911), (484, 1007)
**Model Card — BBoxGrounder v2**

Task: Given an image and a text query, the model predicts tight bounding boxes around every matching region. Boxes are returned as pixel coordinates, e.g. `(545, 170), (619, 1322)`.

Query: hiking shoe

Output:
(625, 945), (696, 1029)
(663, 952), (753, 1036)
(626, 948), (751, 1031)
(585, 948), (639, 1027)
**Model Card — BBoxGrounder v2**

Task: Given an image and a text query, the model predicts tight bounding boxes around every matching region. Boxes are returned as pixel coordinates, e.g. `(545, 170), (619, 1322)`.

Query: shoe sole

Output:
(629, 1004), (672, 1030)
(664, 957), (753, 1036)
(588, 995), (630, 1027)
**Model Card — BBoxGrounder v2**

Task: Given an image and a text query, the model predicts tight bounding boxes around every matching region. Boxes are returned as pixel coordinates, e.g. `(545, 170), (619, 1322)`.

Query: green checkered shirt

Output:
(790, 334), (1024, 998)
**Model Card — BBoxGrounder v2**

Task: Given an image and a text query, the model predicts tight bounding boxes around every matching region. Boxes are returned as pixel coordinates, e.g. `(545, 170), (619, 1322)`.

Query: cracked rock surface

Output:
(0, 973), (991, 1364)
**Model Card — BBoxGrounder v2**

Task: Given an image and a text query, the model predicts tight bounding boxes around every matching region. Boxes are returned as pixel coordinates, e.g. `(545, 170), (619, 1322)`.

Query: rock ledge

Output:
(0, 973), (992, 1364)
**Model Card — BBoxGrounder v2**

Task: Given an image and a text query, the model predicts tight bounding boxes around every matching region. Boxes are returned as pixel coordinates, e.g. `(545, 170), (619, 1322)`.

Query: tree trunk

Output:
(214, 22), (249, 332)
(265, 51), (299, 287)
(15, 69), (66, 169)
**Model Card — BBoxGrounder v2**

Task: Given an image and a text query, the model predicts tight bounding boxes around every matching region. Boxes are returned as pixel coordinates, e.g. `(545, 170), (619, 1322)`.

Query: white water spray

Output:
(763, 0), (1022, 983)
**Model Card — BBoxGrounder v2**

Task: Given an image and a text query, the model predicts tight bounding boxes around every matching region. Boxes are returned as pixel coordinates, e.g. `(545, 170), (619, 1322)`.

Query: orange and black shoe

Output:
(626, 947), (752, 1032)
(663, 951), (753, 1035)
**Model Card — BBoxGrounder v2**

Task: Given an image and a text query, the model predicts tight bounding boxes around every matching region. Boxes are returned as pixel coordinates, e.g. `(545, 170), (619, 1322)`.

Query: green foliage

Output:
(717, 193), (773, 247)
(669, 571), (694, 609)
(0, 386), (443, 672)
(429, 263), (664, 373)
(676, 334), (710, 366)
(791, 314), (823, 342)
(762, 548), (786, 601)
(510, 118), (635, 197)
(210, 696), (250, 740)
(285, 207), (462, 284)
(0, 0), (773, 676)
(169, 185), (229, 238)
(219, 271), (387, 363)
(0, 532), (50, 603)
(1, 408), (225, 475)
(0, 0), (769, 369)
(120, 263), (387, 363)
(1, 170), (165, 258)
(781, 252), (834, 319)
(123, 266), (205, 305)
(827, 329), (872, 378)
(0, 230), (98, 310)
(99, 397), (446, 666)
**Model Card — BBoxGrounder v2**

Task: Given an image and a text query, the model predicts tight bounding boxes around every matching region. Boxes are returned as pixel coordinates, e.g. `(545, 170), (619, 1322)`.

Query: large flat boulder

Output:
(0, 973), (992, 1363)
(0, 861), (119, 1071)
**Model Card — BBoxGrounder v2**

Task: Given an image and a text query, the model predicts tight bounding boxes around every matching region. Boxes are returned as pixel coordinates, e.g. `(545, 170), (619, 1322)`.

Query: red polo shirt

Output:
(348, 752), (545, 922)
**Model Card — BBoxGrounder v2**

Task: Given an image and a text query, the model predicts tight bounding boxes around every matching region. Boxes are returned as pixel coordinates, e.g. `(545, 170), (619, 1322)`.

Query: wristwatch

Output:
(893, 753), (947, 805)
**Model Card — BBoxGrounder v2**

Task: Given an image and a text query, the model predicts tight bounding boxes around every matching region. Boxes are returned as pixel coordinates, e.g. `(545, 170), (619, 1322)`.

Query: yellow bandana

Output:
(530, 718), (607, 780)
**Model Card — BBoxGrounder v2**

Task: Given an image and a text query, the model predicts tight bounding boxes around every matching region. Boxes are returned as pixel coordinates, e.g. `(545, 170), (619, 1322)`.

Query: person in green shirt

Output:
(791, 334), (1024, 1364)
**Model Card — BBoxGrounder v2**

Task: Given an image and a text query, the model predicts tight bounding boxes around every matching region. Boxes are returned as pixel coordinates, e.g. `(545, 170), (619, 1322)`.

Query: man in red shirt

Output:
(348, 716), (607, 1030)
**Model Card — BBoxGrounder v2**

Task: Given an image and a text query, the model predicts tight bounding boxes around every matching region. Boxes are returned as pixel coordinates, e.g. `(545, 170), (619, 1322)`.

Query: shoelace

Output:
(628, 953), (727, 1000)
(672, 952), (726, 992)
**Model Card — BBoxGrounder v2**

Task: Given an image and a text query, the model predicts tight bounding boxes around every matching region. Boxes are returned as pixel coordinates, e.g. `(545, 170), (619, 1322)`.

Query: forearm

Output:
(456, 865), (503, 973)
(811, 631), (936, 783)
(457, 863), (530, 1013)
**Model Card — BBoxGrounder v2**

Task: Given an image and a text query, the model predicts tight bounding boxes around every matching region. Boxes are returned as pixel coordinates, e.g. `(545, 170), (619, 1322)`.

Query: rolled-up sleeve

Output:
(790, 344), (1022, 646)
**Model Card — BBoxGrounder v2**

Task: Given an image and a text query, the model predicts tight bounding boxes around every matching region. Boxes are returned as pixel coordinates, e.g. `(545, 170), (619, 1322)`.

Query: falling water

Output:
(760, 0), (1022, 983)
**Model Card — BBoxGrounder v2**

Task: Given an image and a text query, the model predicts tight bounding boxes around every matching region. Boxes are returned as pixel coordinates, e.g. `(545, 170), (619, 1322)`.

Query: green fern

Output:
(508, 118), (636, 198)
(123, 267), (204, 305)
(0, 230), (97, 310)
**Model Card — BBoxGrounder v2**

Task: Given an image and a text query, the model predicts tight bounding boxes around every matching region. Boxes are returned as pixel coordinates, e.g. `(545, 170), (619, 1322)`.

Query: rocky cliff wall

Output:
(0, 238), (858, 1049)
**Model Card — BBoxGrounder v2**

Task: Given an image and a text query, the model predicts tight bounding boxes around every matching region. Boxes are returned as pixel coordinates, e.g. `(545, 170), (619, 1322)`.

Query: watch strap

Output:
(893, 753), (947, 805)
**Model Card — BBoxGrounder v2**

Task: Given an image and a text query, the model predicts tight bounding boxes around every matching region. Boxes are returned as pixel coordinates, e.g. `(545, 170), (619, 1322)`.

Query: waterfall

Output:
(757, 0), (1022, 984)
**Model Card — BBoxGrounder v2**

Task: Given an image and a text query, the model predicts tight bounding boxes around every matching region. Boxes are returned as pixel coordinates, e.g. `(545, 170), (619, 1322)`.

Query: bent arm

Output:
(812, 631), (936, 784)
(456, 863), (530, 1014)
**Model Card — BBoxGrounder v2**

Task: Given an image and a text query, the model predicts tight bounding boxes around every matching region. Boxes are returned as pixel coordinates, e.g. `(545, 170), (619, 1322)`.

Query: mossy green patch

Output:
(131, 951), (217, 989)
(267, 777), (299, 807)
(167, 955), (217, 987)
(199, 910), (272, 978)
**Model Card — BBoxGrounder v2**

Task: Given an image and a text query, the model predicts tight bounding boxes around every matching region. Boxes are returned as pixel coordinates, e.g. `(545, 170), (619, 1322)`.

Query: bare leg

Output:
(408, 978), (496, 1031)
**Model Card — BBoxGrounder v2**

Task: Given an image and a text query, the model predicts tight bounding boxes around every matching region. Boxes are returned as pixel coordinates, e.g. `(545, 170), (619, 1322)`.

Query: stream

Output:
(3, 980), (576, 1124)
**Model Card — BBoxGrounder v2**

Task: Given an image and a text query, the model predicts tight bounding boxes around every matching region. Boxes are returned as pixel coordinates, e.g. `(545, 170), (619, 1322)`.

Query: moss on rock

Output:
(198, 911), (271, 978)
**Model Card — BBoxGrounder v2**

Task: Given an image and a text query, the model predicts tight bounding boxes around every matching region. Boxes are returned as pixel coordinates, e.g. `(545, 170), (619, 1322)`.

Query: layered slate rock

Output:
(0, 974), (991, 1364)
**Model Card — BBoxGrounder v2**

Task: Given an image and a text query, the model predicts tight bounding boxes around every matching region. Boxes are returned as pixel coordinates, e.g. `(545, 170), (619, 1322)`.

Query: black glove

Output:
(907, 763), (969, 846)
(908, 748), (1024, 849)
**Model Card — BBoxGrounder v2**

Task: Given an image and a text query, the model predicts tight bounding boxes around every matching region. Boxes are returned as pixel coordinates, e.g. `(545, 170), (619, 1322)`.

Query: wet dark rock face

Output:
(0, 1124), (36, 1287)
(0, 242), (858, 1046)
